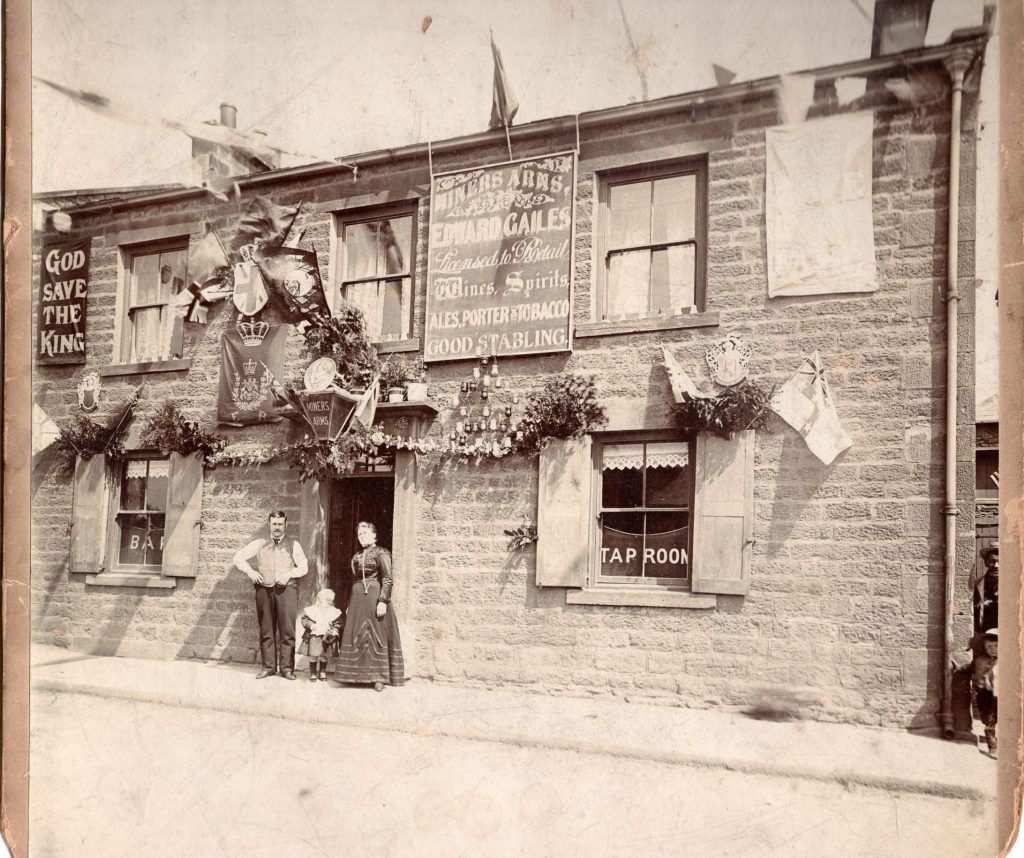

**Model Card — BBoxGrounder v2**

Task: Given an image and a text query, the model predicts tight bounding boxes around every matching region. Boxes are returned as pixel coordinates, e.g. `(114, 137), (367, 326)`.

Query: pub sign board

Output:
(424, 152), (575, 362)
(37, 238), (91, 364)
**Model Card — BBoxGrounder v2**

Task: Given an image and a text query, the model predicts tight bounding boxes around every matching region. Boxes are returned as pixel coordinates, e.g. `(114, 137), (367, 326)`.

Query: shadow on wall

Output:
(177, 569), (259, 664)
(176, 522), (280, 664)
(763, 432), (846, 557)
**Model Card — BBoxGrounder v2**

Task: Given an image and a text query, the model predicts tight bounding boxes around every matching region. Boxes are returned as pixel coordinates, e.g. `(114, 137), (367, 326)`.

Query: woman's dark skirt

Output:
(336, 578), (405, 686)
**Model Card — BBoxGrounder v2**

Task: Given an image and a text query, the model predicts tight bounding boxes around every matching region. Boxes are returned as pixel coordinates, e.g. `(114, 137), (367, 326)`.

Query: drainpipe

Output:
(940, 46), (976, 738)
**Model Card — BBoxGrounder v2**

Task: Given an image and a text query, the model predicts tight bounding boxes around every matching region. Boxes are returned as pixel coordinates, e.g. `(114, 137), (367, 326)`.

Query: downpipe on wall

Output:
(940, 47), (978, 739)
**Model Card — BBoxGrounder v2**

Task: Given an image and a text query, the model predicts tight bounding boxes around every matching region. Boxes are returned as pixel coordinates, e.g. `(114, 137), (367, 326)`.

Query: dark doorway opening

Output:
(328, 474), (395, 609)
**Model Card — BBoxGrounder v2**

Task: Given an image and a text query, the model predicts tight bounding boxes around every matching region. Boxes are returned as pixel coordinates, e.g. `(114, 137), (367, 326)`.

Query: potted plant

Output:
(378, 356), (415, 402)
(405, 358), (429, 402)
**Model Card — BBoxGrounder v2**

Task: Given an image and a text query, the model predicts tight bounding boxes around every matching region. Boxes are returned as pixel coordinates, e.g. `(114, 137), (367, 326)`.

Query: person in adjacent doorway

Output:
(232, 511), (309, 680)
(299, 588), (342, 682)
(336, 521), (405, 691)
(970, 628), (998, 754)
(973, 545), (999, 633)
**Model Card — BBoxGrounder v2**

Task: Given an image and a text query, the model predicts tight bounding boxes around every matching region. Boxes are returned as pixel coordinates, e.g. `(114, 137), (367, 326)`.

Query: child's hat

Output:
(984, 628), (998, 638)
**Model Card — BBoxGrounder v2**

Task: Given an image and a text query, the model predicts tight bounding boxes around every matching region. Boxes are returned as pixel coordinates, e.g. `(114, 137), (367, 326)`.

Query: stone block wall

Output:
(31, 61), (978, 727)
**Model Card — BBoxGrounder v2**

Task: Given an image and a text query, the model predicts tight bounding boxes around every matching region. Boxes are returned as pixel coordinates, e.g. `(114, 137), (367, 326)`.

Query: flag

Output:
(661, 345), (714, 402)
(835, 76), (867, 106)
(346, 377), (380, 432)
(770, 352), (853, 465)
(189, 223), (230, 292)
(488, 33), (519, 131)
(712, 64), (737, 87)
(32, 402), (60, 458)
(257, 246), (330, 322)
(237, 196), (300, 250)
(232, 261), (270, 317)
(34, 77), (348, 168)
(93, 383), (144, 449)
(218, 321), (288, 426)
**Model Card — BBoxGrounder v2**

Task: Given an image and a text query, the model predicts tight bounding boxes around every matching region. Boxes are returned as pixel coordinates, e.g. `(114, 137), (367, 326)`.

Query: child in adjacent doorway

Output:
(971, 628), (998, 754)
(299, 588), (342, 682)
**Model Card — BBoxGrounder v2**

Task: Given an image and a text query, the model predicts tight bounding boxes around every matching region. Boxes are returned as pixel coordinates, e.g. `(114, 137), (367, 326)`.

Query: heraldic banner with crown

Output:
(218, 320), (288, 426)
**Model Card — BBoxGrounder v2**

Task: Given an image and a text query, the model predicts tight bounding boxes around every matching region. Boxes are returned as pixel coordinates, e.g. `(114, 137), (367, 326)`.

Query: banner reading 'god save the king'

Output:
(424, 152), (575, 362)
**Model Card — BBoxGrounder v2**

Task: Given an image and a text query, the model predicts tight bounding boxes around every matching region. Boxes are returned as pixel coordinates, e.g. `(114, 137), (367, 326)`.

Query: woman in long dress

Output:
(336, 521), (405, 690)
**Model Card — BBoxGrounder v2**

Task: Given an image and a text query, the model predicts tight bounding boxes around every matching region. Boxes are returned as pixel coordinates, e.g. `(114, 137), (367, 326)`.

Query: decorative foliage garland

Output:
(276, 428), (443, 483)
(671, 379), (775, 439)
(516, 373), (608, 454)
(51, 415), (127, 479)
(139, 402), (227, 461)
(280, 433), (372, 483)
(300, 306), (379, 390)
(206, 443), (279, 468)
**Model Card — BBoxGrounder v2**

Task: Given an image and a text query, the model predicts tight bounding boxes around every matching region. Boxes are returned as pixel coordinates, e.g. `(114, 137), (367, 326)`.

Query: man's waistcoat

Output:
(256, 536), (298, 586)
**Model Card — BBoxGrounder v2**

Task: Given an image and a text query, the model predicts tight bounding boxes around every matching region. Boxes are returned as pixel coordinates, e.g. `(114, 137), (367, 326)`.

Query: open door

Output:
(328, 474), (395, 611)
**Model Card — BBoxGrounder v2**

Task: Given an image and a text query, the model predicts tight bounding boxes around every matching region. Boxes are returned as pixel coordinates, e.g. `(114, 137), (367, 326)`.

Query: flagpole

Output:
(503, 122), (512, 160)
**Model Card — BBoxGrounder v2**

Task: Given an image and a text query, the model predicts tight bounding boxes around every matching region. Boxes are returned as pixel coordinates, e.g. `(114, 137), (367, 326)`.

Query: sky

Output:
(31, 0), (982, 192)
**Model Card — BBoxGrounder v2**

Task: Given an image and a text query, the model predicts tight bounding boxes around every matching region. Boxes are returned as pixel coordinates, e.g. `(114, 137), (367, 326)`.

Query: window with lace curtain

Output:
(120, 242), (188, 363)
(598, 438), (694, 584)
(335, 207), (416, 342)
(113, 456), (169, 570)
(597, 159), (707, 320)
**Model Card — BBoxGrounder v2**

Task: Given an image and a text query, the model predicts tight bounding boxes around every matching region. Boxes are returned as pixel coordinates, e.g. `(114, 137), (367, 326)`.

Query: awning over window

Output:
(602, 442), (688, 470)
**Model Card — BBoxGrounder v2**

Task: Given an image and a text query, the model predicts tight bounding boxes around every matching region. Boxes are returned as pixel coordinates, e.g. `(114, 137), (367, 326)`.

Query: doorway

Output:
(328, 473), (395, 609)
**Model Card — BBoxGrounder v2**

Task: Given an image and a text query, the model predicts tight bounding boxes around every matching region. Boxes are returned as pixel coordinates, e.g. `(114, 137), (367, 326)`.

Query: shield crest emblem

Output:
(232, 260), (269, 317)
(705, 333), (752, 387)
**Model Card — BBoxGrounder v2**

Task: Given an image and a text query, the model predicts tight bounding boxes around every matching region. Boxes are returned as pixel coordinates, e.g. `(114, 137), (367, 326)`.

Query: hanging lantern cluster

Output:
(447, 349), (524, 459)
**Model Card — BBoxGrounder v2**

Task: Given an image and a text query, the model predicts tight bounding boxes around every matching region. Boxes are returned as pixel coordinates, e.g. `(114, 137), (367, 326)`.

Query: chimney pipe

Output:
(219, 103), (237, 129)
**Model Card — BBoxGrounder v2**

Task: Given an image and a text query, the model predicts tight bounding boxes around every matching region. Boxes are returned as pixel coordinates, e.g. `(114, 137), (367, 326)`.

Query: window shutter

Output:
(691, 430), (754, 595)
(70, 455), (109, 574)
(163, 452), (204, 577)
(536, 437), (592, 588)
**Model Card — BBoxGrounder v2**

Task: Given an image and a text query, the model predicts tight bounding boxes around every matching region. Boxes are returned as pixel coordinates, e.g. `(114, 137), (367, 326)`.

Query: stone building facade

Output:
(31, 34), (987, 729)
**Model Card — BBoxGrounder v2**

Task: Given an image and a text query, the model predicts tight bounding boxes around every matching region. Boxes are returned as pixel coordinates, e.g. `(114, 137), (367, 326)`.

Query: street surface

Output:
(30, 690), (996, 858)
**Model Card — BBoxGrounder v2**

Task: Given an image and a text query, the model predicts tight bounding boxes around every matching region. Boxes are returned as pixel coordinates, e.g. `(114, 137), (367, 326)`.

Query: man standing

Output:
(233, 511), (308, 679)
(974, 545), (999, 633)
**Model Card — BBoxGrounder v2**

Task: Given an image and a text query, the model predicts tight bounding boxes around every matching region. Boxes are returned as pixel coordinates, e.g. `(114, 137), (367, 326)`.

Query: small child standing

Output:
(299, 588), (343, 682)
(971, 628), (998, 754)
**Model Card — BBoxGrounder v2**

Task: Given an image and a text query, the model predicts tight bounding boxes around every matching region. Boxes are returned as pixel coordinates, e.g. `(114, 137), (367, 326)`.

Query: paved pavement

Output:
(30, 643), (996, 802)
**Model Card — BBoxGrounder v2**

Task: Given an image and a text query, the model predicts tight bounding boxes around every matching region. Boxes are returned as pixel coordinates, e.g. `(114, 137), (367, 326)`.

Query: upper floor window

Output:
(598, 160), (707, 319)
(120, 242), (188, 363)
(336, 208), (415, 342)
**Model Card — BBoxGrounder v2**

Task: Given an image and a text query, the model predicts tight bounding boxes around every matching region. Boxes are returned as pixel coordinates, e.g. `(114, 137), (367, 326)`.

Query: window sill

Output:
(374, 338), (420, 354)
(575, 312), (719, 339)
(566, 587), (716, 609)
(577, 313), (720, 339)
(99, 359), (191, 378)
(85, 573), (177, 590)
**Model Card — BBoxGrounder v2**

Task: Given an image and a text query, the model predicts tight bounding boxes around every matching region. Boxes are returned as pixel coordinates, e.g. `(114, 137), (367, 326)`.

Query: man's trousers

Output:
(254, 580), (298, 671)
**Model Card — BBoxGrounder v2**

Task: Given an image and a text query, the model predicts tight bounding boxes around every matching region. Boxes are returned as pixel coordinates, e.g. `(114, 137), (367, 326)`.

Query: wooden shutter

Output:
(70, 454), (109, 574)
(536, 437), (593, 588)
(691, 430), (754, 595)
(163, 452), (204, 577)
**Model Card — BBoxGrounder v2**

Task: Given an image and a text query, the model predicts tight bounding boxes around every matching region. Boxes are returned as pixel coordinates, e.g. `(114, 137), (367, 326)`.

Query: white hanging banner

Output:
(766, 112), (877, 298)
